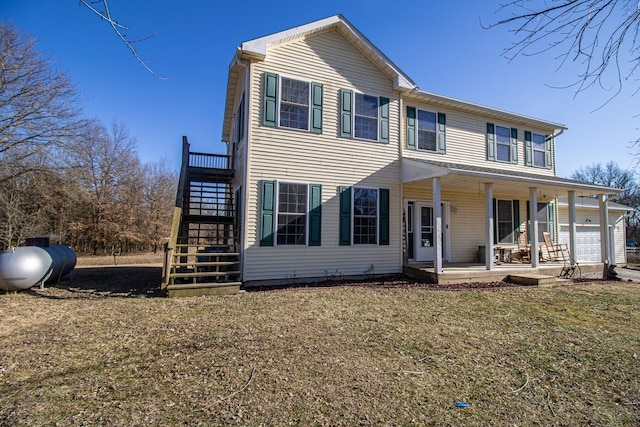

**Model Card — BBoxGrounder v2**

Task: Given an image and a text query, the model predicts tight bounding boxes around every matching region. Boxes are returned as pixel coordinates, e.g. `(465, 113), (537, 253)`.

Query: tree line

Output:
(0, 23), (177, 255)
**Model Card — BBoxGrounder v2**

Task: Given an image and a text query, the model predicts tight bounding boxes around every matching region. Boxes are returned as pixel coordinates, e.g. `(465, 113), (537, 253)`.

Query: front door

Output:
(414, 201), (448, 262)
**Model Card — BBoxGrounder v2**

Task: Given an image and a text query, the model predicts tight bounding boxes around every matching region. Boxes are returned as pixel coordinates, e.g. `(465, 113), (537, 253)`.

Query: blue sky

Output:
(2, 0), (638, 177)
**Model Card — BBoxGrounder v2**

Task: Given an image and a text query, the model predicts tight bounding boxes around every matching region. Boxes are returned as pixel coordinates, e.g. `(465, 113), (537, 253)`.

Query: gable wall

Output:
(243, 29), (403, 283)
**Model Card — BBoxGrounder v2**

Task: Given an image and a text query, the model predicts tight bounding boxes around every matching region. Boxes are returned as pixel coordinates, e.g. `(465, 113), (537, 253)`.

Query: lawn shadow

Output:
(31, 266), (163, 299)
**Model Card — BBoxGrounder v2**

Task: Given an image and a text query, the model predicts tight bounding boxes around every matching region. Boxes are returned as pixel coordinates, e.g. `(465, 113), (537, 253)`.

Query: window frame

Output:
(352, 186), (379, 245)
(531, 132), (547, 168)
(495, 124), (512, 163)
(277, 75), (311, 131)
(275, 181), (309, 246)
(495, 199), (514, 244)
(353, 92), (380, 141)
(416, 108), (438, 152)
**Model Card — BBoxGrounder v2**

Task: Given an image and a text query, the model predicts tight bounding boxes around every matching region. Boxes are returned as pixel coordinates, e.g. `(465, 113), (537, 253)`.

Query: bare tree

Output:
(0, 23), (83, 185)
(65, 120), (141, 255)
(571, 161), (640, 237)
(488, 1), (640, 101)
(142, 158), (178, 252)
(79, 0), (166, 79)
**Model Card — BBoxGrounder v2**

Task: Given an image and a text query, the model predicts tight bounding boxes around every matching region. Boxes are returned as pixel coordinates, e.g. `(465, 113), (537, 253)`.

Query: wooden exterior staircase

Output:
(162, 137), (241, 297)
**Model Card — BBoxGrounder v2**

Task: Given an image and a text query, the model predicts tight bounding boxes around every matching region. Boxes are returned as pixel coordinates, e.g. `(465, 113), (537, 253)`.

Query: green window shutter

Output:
(339, 89), (353, 138)
(309, 184), (322, 246)
(379, 97), (390, 143)
(311, 82), (323, 134)
(513, 199), (520, 243)
(262, 72), (278, 127)
(259, 180), (276, 246)
(487, 123), (495, 161)
(545, 134), (552, 169)
(524, 131), (533, 166)
(406, 106), (416, 150)
(548, 201), (556, 241)
(492, 198), (497, 243)
(437, 112), (446, 154)
(379, 188), (390, 245)
(510, 128), (518, 164)
(339, 186), (351, 245)
(526, 200), (531, 244)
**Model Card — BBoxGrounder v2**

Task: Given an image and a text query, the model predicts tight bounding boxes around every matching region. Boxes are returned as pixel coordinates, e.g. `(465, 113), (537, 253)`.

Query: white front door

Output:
(416, 203), (434, 261)
(413, 202), (449, 262)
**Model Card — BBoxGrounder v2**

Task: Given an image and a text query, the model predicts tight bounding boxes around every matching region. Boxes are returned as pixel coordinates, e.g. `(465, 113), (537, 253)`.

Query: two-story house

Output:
(214, 14), (623, 288)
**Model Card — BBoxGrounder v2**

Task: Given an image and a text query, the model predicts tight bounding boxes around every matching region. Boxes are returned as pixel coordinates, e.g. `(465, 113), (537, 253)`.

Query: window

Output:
(262, 72), (323, 133)
(235, 93), (245, 144)
(276, 183), (308, 245)
(527, 201), (553, 243)
(487, 123), (517, 164)
(259, 180), (322, 247)
(418, 110), (437, 151)
(496, 199), (515, 244)
(280, 78), (309, 130)
(532, 133), (546, 167)
(339, 89), (389, 142)
(525, 131), (551, 169)
(407, 107), (446, 153)
(355, 94), (378, 141)
(496, 125), (511, 162)
(353, 188), (378, 244)
(339, 186), (389, 245)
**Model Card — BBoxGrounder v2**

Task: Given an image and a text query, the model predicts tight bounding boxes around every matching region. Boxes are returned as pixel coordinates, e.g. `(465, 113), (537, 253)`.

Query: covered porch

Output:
(401, 158), (622, 279)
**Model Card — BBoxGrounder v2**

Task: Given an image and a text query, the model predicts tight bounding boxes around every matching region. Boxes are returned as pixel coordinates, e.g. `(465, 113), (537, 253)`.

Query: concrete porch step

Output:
(508, 273), (556, 287)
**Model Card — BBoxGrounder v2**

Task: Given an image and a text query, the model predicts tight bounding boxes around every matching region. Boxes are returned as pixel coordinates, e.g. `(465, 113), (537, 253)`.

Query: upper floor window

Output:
(235, 93), (245, 144)
(524, 131), (551, 169)
(406, 107), (446, 153)
(339, 89), (389, 143)
(262, 72), (323, 133)
(280, 78), (309, 130)
(487, 123), (518, 164)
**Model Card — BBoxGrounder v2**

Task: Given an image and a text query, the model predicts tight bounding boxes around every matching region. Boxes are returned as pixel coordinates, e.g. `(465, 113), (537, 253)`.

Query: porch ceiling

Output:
(402, 158), (623, 199)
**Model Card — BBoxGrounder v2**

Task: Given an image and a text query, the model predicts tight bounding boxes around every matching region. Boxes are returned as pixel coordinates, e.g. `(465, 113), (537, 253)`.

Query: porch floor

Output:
(404, 261), (603, 285)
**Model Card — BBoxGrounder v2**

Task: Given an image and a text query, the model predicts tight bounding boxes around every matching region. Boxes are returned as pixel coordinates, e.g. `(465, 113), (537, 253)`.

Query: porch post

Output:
(485, 182), (494, 270)
(599, 194), (611, 264)
(567, 191), (577, 266)
(433, 177), (443, 273)
(529, 187), (539, 268)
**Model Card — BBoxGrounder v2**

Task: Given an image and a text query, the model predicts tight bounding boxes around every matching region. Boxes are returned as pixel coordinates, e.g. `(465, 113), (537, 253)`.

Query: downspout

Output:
(551, 128), (564, 176)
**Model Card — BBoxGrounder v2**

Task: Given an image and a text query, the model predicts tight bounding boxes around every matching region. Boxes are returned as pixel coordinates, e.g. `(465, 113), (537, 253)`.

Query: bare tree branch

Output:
(79, 0), (167, 80)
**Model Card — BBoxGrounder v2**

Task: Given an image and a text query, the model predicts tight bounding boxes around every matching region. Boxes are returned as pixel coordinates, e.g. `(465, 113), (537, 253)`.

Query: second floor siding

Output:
(247, 28), (402, 183)
(401, 98), (558, 176)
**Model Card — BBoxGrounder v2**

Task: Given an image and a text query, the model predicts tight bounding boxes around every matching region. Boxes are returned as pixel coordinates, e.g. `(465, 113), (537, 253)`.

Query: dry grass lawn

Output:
(1, 262), (639, 426)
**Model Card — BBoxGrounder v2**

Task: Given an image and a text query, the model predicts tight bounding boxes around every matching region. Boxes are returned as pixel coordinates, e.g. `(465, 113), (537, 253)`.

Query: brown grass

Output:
(1, 264), (639, 426)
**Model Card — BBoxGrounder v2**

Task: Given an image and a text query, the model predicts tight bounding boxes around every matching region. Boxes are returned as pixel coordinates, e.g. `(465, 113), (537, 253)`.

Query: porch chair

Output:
(516, 231), (531, 262)
(542, 232), (568, 262)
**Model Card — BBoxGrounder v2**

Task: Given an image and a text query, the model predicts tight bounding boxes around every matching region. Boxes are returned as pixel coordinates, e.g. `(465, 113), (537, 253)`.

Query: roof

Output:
(557, 196), (633, 211)
(402, 158), (623, 198)
(221, 15), (567, 141)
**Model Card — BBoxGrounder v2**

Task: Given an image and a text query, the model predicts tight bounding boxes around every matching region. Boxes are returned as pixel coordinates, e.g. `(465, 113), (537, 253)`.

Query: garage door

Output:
(559, 226), (601, 262)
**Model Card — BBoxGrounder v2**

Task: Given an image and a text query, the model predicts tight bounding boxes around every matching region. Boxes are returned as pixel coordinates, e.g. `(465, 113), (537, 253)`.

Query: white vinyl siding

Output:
(401, 102), (557, 177)
(243, 29), (401, 283)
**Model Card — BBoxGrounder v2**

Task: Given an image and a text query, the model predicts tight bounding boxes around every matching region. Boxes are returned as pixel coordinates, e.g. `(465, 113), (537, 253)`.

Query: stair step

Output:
(170, 271), (241, 278)
(167, 281), (241, 297)
(171, 261), (238, 267)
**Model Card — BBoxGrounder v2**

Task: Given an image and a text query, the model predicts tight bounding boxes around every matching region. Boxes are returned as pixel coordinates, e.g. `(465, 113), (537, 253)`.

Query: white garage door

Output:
(559, 226), (601, 262)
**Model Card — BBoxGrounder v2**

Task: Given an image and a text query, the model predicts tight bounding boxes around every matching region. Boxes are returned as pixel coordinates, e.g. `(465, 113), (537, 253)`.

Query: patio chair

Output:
(542, 232), (568, 262)
(517, 230), (531, 262)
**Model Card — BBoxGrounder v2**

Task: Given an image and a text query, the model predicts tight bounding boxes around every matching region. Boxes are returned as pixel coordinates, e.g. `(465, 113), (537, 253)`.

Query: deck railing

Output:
(189, 152), (230, 170)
